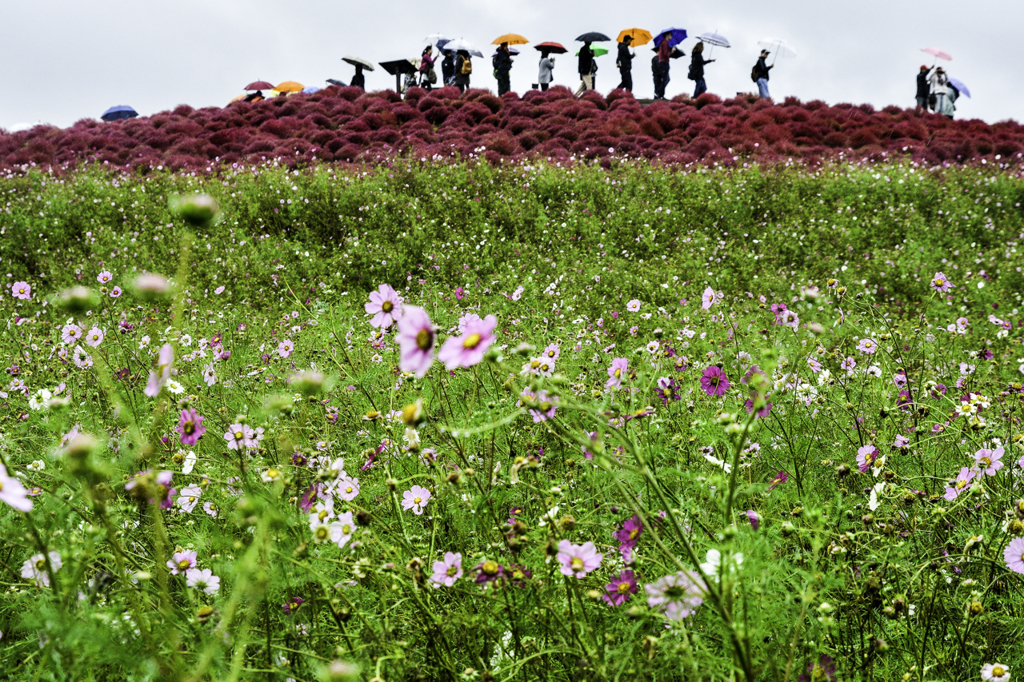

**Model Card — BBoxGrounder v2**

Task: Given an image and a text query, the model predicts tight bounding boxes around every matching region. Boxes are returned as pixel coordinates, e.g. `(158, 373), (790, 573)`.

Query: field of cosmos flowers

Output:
(0, 143), (1023, 682)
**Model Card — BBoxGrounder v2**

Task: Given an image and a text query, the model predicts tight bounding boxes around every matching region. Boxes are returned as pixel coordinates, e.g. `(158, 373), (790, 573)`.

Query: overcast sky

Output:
(2, 0), (1020, 130)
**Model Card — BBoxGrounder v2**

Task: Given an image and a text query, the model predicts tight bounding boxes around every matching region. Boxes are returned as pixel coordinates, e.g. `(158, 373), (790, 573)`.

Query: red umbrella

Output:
(534, 42), (567, 54)
(244, 81), (274, 91)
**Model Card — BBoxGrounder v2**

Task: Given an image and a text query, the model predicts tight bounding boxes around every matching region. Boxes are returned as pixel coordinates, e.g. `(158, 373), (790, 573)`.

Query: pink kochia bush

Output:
(3, 86), (1023, 170)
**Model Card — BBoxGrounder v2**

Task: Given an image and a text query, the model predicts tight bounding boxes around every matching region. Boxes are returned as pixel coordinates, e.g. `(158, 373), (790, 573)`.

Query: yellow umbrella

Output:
(229, 93), (247, 103)
(492, 33), (529, 45)
(275, 81), (304, 93)
(617, 28), (653, 46)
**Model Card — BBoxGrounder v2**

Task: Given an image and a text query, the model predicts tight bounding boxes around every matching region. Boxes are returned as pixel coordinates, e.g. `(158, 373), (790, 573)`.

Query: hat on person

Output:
(760, 49), (770, 55)
(920, 65), (928, 70)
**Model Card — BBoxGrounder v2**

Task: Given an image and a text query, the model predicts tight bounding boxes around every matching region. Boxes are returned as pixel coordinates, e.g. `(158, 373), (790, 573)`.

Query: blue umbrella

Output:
(654, 28), (687, 49)
(302, 86), (321, 94)
(101, 105), (138, 122)
(947, 77), (971, 98)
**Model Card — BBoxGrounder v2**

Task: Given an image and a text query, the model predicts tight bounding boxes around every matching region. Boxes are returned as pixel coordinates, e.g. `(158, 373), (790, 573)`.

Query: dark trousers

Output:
(540, 83), (549, 91)
(693, 78), (707, 98)
(497, 72), (510, 95)
(618, 67), (632, 91)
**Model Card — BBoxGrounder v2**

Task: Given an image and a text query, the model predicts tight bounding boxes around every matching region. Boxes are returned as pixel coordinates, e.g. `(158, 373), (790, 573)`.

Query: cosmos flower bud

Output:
(169, 193), (221, 229)
(401, 399), (425, 427)
(133, 273), (171, 301)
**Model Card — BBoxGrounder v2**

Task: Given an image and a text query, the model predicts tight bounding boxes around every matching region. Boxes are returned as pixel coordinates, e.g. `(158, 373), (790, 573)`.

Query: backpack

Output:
(750, 66), (759, 83)
(492, 54), (499, 69)
(687, 64), (697, 81)
(651, 55), (660, 74)
(461, 58), (473, 75)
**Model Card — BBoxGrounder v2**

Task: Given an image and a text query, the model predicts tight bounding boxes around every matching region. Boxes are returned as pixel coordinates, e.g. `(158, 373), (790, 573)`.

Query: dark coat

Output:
(916, 70), (931, 97)
(494, 48), (513, 74)
(578, 45), (594, 76)
(754, 56), (773, 81)
(617, 43), (633, 69)
(689, 54), (712, 79)
(351, 70), (365, 89)
(442, 54), (455, 82)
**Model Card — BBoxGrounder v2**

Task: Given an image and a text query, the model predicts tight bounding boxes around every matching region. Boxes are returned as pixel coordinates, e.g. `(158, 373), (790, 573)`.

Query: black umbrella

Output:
(379, 59), (419, 92)
(576, 32), (611, 42)
(326, 78), (348, 87)
(101, 105), (138, 122)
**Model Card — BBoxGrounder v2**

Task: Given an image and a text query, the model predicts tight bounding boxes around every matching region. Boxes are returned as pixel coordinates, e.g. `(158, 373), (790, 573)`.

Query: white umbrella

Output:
(342, 55), (375, 71)
(758, 37), (796, 65)
(697, 32), (730, 48)
(444, 38), (483, 58)
(424, 33), (447, 44)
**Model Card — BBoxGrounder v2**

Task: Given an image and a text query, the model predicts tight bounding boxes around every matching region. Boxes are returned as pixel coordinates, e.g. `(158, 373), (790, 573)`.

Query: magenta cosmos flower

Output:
(700, 366), (730, 397)
(395, 305), (436, 377)
(603, 570), (638, 606)
(402, 485), (431, 515)
(12, 281), (31, 300)
(856, 445), (879, 473)
(645, 571), (705, 620)
(177, 408), (206, 446)
(557, 540), (603, 579)
(364, 284), (403, 329)
(430, 552), (463, 587)
(614, 514), (643, 561)
(437, 314), (497, 370)
(606, 357), (629, 389)
(1003, 537), (1024, 575)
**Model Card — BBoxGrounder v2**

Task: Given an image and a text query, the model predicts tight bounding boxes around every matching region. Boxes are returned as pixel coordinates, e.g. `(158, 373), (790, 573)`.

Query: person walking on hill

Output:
(930, 66), (953, 117)
(538, 54), (555, 91)
(915, 65), (933, 113)
(351, 65), (366, 90)
(617, 35), (634, 91)
(689, 42), (715, 98)
(754, 49), (773, 99)
(455, 50), (472, 92)
(419, 46), (437, 90)
(654, 35), (672, 99)
(576, 41), (595, 96)
(441, 49), (456, 86)
(494, 42), (514, 95)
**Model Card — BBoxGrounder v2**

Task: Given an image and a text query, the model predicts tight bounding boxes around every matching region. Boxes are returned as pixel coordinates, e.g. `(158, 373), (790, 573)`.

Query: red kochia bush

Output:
(3, 90), (1022, 170)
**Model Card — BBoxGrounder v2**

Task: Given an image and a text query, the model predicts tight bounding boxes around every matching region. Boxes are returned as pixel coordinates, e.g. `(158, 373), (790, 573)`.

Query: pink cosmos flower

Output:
(61, 324), (83, 345)
(701, 287), (715, 310)
(110, 286), (122, 298)
(278, 339), (294, 358)
(395, 305), (436, 377)
(780, 309), (800, 330)
(12, 281), (31, 300)
(645, 571), (705, 620)
(430, 552), (463, 587)
(177, 408), (206, 446)
(176, 485), (202, 514)
(86, 328), (105, 348)
(931, 272), (952, 293)
(97, 271), (113, 285)
(603, 570), (638, 606)
(700, 366), (730, 397)
(893, 434), (910, 449)
(225, 423), (256, 451)
(144, 344), (175, 398)
(556, 540), (602, 579)
(1003, 537), (1024, 575)
(857, 338), (877, 355)
(167, 550), (198, 575)
(606, 357), (629, 389)
(856, 445), (879, 473)
(437, 314), (497, 370)
(520, 387), (557, 422)
(365, 284), (403, 329)
(0, 463), (33, 512)
(402, 485), (431, 515)
(981, 662), (1011, 681)
(185, 567), (220, 594)
(334, 475), (360, 501)
(943, 466), (975, 501)
(973, 447), (1004, 477)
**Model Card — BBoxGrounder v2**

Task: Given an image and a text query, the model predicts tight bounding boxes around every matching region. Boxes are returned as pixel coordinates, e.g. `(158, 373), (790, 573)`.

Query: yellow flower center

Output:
(512, 570), (524, 580)
(416, 328), (433, 351)
(614, 368), (621, 378)
(341, 524), (352, 535)
(183, 421), (195, 434)
(482, 560), (499, 575)
(315, 527), (329, 540)
(382, 301), (393, 312)
(530, 360), (541, 369)
(629, 529), (639, 540)
(36, 559), (46, 570)
(956, 480), (967, 490)
(318, 510), (329, 521)
(18, 288), (25, 294)
(345, 486), (354, 494)
(546, 350), (556, 358)
(570, 557), (584, 571)
(993, 667), (1005, 678)
(234, 431), (243, 440)
(447, 565), (458, 576)
(413, 497), (422, 504)
(178, 559), (191, 570)
(980, 457), (991, 467)
(266, 468), (279, 479)
(462, 333), (482, 349)
(617, 581), (632, 593)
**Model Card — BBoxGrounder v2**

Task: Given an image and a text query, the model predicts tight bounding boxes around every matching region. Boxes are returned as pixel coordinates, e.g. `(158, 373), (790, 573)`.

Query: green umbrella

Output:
(575, 46), (608, 57)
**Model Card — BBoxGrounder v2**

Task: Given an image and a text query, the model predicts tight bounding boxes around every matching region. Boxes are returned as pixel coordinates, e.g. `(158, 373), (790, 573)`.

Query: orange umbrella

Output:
(275, 81), (304, 93)
(492, 33), (529, 45)
(617, 28), (653, 46)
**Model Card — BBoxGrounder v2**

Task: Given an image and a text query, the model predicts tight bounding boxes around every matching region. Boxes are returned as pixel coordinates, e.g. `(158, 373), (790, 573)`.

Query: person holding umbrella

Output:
(576, 40), (595, 96)
(441, 49), (456, 86)
(617, 35), (634, 91)
(929, 66), (953, 117)
(916, 65), (933, 113)
(494, 42), (514, 95)
(754, 49), (773, 99)
(419, 46), (437, 90)
(351, 65), (366, 90)
(654, 34), (672, 99)
(688, 42), (715, 97)
(455, 50), (472, 93)
(538, 52), (555, 91)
